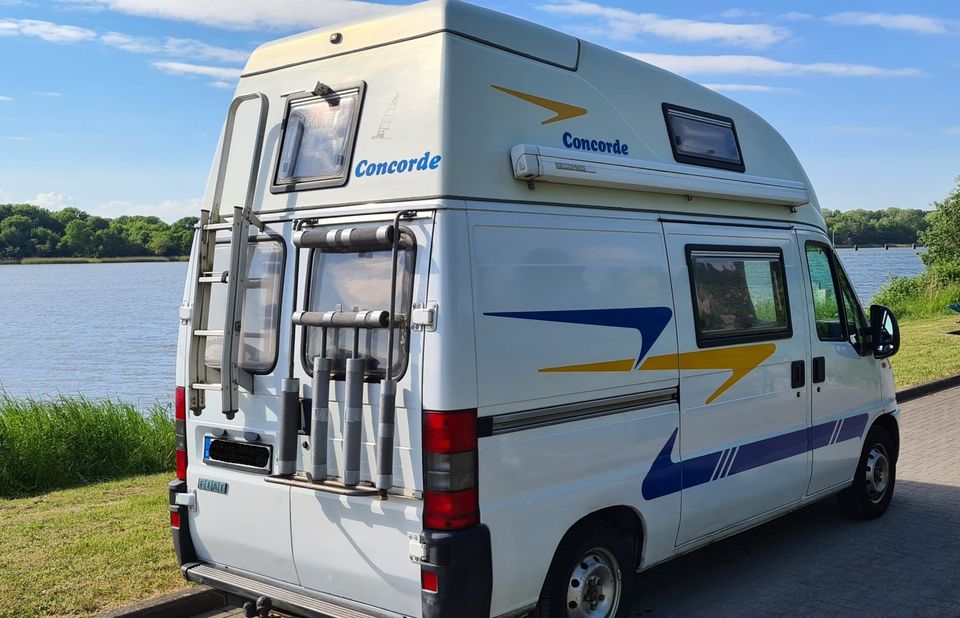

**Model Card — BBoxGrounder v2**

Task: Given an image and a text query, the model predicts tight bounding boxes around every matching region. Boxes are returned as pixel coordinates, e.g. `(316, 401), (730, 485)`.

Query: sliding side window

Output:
(302, 232), (415, 379)
(804, 243), (844, 341)
(205, 239), (285, 373)
(688, 247), (791, 347)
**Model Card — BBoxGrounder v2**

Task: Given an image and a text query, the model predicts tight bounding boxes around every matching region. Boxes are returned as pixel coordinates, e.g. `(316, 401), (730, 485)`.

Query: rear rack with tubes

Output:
(269, 211), (417, 500)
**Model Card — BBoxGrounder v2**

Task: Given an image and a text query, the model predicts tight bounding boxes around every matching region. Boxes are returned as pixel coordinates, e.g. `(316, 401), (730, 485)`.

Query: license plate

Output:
(197, 478), (228, 494)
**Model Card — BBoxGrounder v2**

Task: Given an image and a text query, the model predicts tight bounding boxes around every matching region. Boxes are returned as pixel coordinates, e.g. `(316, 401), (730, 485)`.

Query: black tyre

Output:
(534, 520), (634, 618)
(837, 424), (896, 520)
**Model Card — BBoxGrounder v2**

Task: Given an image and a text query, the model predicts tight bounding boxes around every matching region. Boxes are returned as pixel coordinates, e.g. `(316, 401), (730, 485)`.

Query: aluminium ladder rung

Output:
(204, 222), (234, 231)
(192, 383), (222, 391)
(199, 271), (229, 284)
(194, 329), (224, 338)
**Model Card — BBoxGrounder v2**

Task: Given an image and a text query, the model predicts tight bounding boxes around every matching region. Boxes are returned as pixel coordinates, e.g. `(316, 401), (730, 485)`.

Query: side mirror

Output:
(870, 304), (900, 359)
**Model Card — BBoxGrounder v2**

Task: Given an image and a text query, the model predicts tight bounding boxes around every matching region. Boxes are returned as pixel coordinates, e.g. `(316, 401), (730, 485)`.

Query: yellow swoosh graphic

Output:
(639, 343), (776, 404)
(491, 85), (588, 125)
(538, 343), (776, 405)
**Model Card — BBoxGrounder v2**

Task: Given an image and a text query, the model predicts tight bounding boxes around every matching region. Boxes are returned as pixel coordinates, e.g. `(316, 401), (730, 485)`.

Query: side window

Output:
(804, 244), (843, 341)
(838, 268), (868, 354)
(205, 239), (285, 373)
(688, 248), (791, 346)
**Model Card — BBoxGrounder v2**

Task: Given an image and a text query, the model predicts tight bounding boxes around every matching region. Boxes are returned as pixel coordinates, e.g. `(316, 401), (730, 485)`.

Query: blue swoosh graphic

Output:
(641, 413), (870, 500)
(484, 307), (673, 367)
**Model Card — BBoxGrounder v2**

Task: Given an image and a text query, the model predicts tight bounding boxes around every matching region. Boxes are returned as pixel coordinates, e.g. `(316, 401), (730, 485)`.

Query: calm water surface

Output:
(0, 248), (925, 404)
(0, 262), (187, 407)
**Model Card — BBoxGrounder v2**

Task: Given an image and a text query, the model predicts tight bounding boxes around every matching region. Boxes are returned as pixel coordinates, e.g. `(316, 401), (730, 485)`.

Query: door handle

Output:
(812, 357), (826, 383)
(791, 360), (805, 389)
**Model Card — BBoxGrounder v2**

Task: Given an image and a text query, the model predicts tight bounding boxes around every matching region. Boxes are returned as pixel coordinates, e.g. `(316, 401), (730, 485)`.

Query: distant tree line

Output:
(823, 207), (929, 246)
(0, 203), (197, 259)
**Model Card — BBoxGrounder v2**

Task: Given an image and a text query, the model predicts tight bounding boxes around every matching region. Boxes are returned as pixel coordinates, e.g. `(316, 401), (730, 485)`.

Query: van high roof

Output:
(226, 0), (824, 231)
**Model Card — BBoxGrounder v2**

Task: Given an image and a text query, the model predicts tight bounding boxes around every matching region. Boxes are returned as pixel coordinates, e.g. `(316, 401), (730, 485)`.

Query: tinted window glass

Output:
(838, 268), (868, 353)
(205, 240), (285, 373)
(805, 244), (843, 341)
(690, 251), (790, 344)
(304, 236), (415, 377)
(665, 105), (743, 170)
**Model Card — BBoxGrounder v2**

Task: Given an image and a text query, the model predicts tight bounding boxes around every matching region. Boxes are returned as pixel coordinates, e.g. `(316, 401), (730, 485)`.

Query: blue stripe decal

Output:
(484, 307), (673, 367)
(641, 413), (870, 501)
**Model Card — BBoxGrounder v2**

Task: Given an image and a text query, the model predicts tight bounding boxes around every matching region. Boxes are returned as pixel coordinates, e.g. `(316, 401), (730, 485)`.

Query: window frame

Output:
(804, 240), (869, 354)
(207, 234), (287, 375)
(269, 81), (366, 194)
(685, 244), (793, 348)
(662, 103), (745, 172)
(299, 227), (417, 382)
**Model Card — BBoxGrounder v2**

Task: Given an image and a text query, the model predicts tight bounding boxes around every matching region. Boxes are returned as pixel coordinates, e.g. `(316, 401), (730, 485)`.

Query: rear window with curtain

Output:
(688, 248), (791, 346)
(204, 239), (285, 373)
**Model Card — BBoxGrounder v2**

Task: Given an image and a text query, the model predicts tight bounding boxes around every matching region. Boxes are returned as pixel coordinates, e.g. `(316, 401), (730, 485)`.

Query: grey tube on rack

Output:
(342, 357), (365, 487)
(309, 356), (331, 482)
(277, 378), (300, 476)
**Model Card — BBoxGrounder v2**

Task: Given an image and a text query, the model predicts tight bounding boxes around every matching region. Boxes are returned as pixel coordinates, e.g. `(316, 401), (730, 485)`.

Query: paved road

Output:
(199, 387), (960, 617)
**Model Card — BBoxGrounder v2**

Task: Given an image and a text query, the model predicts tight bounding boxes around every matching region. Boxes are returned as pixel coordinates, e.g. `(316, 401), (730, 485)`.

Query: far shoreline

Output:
(0, 256), (188, 265)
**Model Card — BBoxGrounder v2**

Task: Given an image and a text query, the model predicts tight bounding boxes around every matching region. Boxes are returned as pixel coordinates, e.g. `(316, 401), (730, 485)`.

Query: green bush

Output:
(873, 260), (960, 320)
(0, 395), (174, 498)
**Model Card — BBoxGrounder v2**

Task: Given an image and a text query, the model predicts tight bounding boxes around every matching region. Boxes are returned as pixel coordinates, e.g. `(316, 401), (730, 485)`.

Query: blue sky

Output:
(0, 0), (957, 221)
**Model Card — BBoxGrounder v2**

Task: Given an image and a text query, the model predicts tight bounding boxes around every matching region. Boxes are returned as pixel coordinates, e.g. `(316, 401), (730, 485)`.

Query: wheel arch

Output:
(872, 412), (900, 462)
(555, 505), (647, 573)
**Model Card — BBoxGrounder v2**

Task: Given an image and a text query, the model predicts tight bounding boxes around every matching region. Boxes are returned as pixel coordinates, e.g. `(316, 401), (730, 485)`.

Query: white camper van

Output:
(171, 2), (902, 617)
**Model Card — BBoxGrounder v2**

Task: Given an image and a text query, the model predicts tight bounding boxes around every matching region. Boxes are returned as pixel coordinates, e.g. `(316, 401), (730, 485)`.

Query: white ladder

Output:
(188, 92), (270, 419)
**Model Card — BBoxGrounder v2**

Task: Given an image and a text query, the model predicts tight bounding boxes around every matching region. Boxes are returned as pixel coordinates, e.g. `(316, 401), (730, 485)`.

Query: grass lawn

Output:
(0, 473), (188, 617)
(893, 315), (960, 388)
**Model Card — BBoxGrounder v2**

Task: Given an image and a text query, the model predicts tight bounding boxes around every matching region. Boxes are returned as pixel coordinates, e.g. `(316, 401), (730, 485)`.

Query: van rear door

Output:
(186, 225), (299, 584)
(287, 213), (433, 615)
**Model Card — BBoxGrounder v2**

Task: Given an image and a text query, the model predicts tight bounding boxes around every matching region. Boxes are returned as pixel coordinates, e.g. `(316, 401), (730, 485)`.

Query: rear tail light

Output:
(423, 410), (479, 530)
(169, 509), (181, 529)
(421, 569), (439, 593)
(175, 386), (187, 481)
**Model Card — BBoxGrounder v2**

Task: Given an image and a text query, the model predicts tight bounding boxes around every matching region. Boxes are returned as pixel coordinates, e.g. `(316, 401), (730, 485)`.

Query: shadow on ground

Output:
(631, 480), (960, 616)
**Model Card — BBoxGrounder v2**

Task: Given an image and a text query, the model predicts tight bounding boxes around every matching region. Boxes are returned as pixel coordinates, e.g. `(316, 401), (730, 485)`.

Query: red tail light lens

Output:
(170, 509), (181, 529)
(421, 569), (439, 593)
(175, 386), (187, 481)
(175, 386), (186, 422)
(424, 410), (479, 531)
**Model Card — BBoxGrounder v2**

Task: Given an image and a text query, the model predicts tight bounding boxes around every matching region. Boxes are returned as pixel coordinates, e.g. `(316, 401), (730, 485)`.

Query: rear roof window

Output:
(663, 103), (744, 172)
(272, 83), (364, 193)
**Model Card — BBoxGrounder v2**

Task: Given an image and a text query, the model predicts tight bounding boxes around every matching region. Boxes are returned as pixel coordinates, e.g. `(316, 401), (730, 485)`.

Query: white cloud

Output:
(61, 0), (392, 31)
(34, 91), (62, 97)
(825, 12), (949, 34)
(629, 53), (926, 77)
(32, 192), (74, 208)
(101, 32), (249, 63)
(703, 83), (797, 93)
(780, 12), (812, 21)
(817, 126), (912, 137)
(4, 136), (33, 141)
(89, 198), (202, 222)
(151, 61), (242, 81)
(720, 9), (763, 20)
(208, 81), (237, 90)
(947, 127), (960, 136)
(0, 95), (13, 101)
(0, 18), (96, 43)
(539, 1), (790, 47)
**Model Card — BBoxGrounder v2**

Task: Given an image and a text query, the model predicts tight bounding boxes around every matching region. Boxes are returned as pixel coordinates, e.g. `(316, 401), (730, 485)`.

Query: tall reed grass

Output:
(0, 394), (174, 498)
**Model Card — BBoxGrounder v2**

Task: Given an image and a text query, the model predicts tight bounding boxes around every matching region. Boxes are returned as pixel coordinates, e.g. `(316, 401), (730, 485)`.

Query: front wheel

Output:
(534, 520), (634, 618)
(837, 424), (896, 519)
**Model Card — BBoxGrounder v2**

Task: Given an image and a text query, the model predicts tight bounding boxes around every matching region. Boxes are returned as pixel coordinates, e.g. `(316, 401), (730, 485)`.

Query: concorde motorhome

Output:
(171, 2), (903, 616)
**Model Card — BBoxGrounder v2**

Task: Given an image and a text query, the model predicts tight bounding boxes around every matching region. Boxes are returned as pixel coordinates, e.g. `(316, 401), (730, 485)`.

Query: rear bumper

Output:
(169, 479), (197, 566)
(183, 563), (402, 618)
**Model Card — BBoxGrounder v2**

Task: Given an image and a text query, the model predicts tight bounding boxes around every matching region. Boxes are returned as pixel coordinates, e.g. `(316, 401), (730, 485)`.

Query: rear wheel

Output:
(837, 424), (896, 519)
(535, 520), (634, 618)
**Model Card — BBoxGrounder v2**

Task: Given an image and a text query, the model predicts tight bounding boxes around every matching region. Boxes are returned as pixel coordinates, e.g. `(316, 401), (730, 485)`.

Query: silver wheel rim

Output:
(864, 443), (889, 503)
(565, 547), (621, 618)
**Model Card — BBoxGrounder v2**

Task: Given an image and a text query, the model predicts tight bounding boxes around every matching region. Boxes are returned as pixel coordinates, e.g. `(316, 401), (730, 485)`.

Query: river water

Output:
(0, 248), (924, 405)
